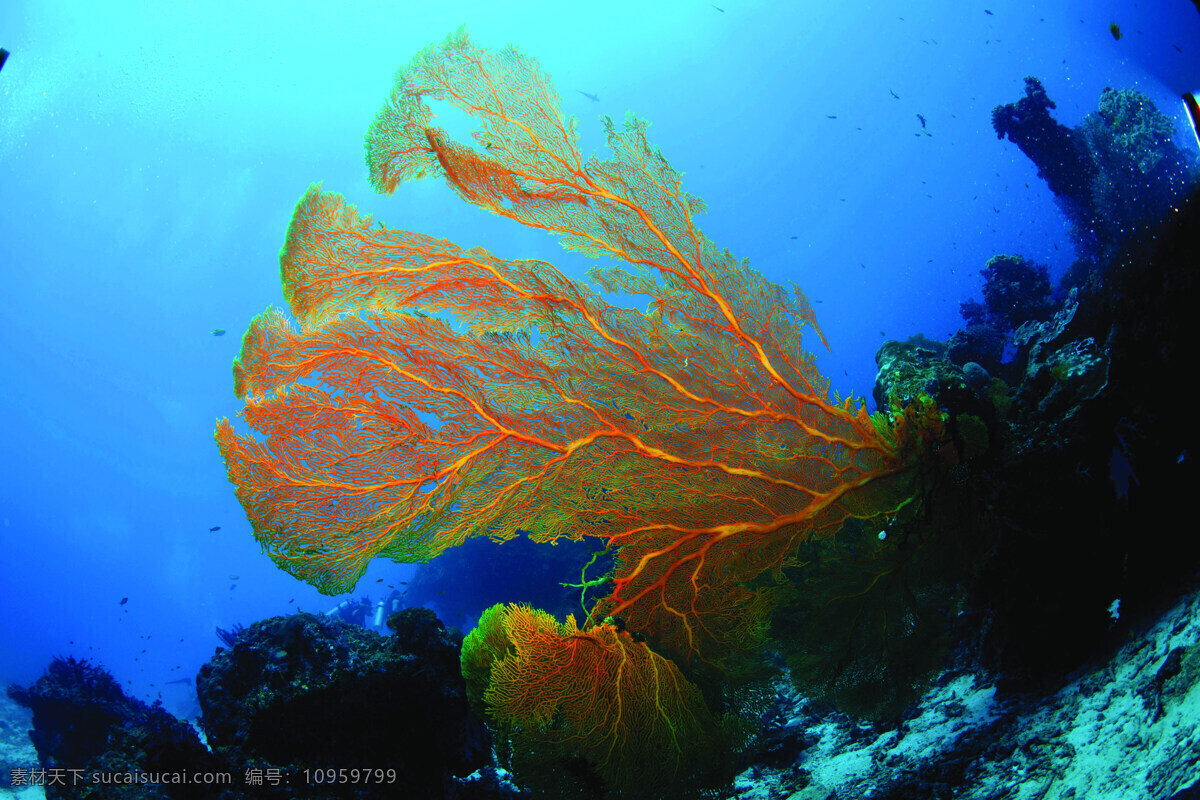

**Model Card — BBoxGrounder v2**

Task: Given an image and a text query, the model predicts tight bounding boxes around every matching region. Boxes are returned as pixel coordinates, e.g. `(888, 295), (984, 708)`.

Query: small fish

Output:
(0, 48), (9, 74)
(376, 578), (383, 582)
(712, 4), (724, 11)
(230, 584), (237, 590)
(1109, 22), (1121, 40)
(826, 114), (837, 119)
(289, 598), (294, 603)
(209, 526), (220, 532)
(984, 9), (993, 15)
(211, 328), (226, 337)
(889, 88), (900, 99)
(916, 113), (926, 128)
(166, 677), (191, 685)
(120, 597), (128, 605)
(1174, 44), (1183, 53)
(230, 575), (239, 580)
(577, 90), (600, 103)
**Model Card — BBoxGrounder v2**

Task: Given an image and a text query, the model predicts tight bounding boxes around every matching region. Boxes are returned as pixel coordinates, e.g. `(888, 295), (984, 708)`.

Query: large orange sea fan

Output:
(216, 28), (938, 666)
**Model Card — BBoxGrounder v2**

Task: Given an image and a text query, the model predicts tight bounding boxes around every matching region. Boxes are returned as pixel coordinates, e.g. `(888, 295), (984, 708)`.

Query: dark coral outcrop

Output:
(977, 255), (1054, 332)
(993, 78), (1199, 273)
(196, 609), (489, 799)
(879, 192), (1200, 691)
(8, 610), (505, 800)
(7, 656), (220, 799)
(992, 77), (1097, 221)
(1076, 86), (1200, 263)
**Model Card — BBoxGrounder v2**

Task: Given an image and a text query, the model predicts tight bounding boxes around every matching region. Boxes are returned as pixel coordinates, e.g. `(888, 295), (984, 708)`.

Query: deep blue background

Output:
(2, 0), (1197, 717)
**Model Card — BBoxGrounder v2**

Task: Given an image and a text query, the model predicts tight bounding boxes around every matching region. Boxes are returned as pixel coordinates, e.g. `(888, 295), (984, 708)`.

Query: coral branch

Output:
(462, 604), (738, 797)
(216, 29), (941, 667)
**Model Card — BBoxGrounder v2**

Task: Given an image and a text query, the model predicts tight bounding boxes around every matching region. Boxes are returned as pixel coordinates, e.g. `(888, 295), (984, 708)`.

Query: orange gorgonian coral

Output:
(461, 603), (736, 796)
(215, 28), (944, 669)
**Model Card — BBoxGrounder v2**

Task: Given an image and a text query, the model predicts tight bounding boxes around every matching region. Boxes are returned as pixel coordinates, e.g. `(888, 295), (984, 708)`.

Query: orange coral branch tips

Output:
(215, 28), (940, 668)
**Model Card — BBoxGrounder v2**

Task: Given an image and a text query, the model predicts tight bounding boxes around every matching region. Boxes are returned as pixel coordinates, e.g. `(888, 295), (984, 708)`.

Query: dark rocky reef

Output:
(7, 656), (221, 799)
(7, 610), (505, 800)
(740, 587), (1200, 799)
(1076, 86), (1199, 263)
(759, 181), (1197, 728)
(993, 78), (1199, 273)
(746, 75), (1200, 798)
(758, 185), (1200, 794)
(971, 79), (1200, 685)
(878, 189), (1200, 689)
(960, 254), (1054, 334)
(992, 77), (1097, 221)
(196, 609), (490, 798)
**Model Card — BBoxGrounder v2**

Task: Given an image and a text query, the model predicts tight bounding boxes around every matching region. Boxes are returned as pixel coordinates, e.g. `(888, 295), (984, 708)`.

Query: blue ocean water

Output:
(1, 0), (1197, 724)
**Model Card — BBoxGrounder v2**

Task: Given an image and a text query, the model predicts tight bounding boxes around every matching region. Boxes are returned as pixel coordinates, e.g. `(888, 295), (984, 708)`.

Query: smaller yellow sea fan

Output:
(461, 603), (741, 798)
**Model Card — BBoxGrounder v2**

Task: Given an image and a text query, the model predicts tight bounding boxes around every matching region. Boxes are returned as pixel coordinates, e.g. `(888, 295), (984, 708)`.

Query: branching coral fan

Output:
(216, 27), (943, 685)
(462, 603), (740, 796)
